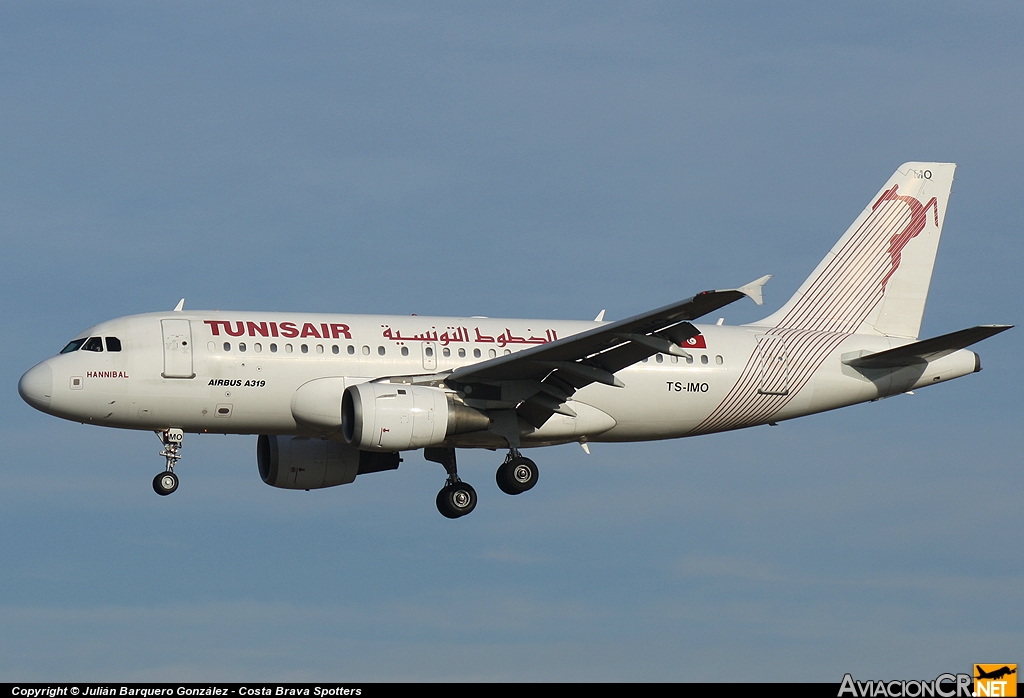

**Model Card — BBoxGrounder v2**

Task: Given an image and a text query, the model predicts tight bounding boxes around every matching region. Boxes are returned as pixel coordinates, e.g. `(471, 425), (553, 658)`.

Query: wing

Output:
(442, 276), (770, 429)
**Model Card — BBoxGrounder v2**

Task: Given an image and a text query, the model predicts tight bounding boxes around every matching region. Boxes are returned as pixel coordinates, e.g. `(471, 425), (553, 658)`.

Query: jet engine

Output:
(341, 383), (490, 451)
(257, 434), (400, 490)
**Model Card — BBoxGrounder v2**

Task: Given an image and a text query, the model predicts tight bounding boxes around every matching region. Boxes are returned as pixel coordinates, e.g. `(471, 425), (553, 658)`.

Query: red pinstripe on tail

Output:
(689, 163), (955, 436)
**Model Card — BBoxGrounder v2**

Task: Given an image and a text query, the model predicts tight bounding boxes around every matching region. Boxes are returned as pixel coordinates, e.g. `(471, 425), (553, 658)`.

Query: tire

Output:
(497, 457), (538, 495)
(436, 481), (477, 518)
(153, 471), (179, 496)
(496, 465), (517, 495)
(436, 487), (459, 519)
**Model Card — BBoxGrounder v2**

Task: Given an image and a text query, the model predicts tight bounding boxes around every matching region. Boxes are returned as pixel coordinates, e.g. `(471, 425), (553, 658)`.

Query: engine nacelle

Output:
(291, 376), (348, 435)
(342, 383), (490, 451)
(257, 434), (400, 490)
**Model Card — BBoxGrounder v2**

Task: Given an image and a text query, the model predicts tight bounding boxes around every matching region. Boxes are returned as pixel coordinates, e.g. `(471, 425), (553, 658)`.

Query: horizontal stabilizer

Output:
(843, 325), (1012, 369)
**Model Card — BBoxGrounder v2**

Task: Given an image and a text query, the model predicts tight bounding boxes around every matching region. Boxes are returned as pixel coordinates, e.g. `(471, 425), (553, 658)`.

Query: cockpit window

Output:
(82, 337), (104, 352)
(105, 337), (122, 352)
(60, 338), (87, 354)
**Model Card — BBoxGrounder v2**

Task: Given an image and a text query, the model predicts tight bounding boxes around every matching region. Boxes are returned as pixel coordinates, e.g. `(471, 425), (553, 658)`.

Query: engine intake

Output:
(257, 434), (399, 490)
(342, 383), (490, 451)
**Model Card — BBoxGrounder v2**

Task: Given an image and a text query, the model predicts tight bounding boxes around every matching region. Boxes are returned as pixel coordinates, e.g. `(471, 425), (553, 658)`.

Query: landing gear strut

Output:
(496, 449), (538, 495)
(153, 428), (183, 496)
(424, 447), (477, 518)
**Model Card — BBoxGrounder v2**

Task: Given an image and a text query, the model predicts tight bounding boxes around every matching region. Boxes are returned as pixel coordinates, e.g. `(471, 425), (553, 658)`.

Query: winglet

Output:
(173, 298), (185, 312)
(594, 309), (606, 322)
(737, 275), (771, 306)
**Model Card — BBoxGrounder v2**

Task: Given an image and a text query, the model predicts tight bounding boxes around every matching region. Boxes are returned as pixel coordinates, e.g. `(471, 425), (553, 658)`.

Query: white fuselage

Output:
(22, 310), (980, 449)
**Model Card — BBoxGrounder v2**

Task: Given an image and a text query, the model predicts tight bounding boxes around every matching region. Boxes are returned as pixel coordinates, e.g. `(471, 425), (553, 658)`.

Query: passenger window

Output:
(60, 338), (87, 354)
(208, 341), (216, 352)
(488, 349), (496, 358)
(642, 357), (648, 363)
(700, 355), (709, 365)
(83, 337), (104, 352)
(285, 344), (293, 353)
(316, 344), (324, 354)
(685, 355), (694, 364)
(473, 348), (481, 358)
(362, 346), (370, 356)
(105, 337), (122, 352)
(443, 348), (451, 357)
(671, 355), (679, 364)
(503, 349), (511, 356)
(716, 355), (723, 365)
(270, 343), (278, 353)
(401, 346), (409, 356)
(223, 342), (231, 351)
(425, 347), (434, 357)
(301, 344), (308, 353)
(239, 342), (247, 352)
(254, 343), (262, 353)
(656, 354), (664, 363)
(347, 345), (355, 355)
(378, 346), (386, 356)
(458, 348), (466, 358)
(332, 345), (339, 355)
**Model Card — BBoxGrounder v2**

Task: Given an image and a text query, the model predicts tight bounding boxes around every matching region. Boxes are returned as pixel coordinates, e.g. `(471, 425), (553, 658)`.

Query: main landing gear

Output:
(496, 449), (539, 495)
(153, 428), (183, 496)
(425, 447), (477, 519)
(425, 447), (541, 518)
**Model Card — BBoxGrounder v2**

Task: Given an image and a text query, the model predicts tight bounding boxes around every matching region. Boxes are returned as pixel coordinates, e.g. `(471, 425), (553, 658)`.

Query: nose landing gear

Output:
(153, 428), (183, 496)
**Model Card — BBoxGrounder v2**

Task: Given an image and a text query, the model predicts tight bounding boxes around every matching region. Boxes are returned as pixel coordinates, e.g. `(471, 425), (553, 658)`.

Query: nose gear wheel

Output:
(153, 470), (179, 495)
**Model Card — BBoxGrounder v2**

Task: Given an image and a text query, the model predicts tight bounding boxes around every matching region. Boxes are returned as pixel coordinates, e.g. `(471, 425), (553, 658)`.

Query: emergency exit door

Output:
(422, 342), (438, 371)
(161, 319), (195, 379)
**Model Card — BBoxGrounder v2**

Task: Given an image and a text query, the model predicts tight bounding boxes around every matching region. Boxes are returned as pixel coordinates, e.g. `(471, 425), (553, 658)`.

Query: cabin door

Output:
(161, 319), (195, 379)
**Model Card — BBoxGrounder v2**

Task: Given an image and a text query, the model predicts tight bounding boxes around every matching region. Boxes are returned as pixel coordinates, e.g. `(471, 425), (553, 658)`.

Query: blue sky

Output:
(1, 2), (1021, 681)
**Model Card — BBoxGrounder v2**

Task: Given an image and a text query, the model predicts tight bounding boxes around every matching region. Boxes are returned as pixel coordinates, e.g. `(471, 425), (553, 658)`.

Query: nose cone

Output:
(19, 362), (53, 412)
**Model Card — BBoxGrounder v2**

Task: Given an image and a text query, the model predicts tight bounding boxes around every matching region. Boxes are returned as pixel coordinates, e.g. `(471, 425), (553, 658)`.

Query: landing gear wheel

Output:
(496, 456), (538, 495)
(153, 470), (179, 496)
(436, 481), (477, 518)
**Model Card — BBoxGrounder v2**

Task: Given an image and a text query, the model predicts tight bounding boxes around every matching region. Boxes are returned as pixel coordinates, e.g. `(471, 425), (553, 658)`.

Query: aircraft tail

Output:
(756, 162), (956, 339)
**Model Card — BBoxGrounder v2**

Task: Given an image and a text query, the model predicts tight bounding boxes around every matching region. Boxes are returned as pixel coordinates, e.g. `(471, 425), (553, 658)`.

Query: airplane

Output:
(975, 666), (1016, 681)
(18, 162), (1012, 518)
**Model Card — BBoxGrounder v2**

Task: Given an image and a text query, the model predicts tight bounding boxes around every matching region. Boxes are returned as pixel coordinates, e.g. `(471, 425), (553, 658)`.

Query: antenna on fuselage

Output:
(173, 298), (185, 312)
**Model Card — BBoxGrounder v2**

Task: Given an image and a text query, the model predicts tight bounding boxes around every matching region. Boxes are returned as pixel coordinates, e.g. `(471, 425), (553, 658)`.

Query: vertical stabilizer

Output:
(755, 163), (956, 339)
